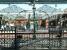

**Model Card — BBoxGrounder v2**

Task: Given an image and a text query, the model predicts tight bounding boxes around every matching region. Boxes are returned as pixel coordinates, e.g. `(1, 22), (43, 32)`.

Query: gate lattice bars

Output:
(0, 31), (67, 50)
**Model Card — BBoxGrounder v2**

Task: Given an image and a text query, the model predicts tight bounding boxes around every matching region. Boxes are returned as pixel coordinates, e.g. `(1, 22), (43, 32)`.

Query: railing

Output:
(0, 26), (67, 50)
(0, 33), (67, 50)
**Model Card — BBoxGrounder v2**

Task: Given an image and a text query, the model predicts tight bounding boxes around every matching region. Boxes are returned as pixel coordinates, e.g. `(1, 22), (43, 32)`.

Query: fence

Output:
(0, 26), (67, 50)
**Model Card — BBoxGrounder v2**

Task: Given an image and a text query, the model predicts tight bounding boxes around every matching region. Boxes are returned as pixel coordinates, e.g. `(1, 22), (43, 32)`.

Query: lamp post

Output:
(58, 15), (63, 48)
(32, 0), (36, 39)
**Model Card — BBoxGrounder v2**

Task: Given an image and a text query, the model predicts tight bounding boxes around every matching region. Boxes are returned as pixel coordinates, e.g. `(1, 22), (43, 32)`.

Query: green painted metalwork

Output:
(0, 0), (67, 4)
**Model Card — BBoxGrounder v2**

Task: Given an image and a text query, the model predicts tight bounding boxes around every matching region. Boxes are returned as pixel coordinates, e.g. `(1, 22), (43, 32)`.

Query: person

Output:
(26, 22), (30, 30)
(41, 20), (46, 30)
(56, 25), (62, 37)
(5, 22), (10, 31)
(1, 25), (4, 30)
(9, 22), (15, 31)
(11, 35), (22, 50)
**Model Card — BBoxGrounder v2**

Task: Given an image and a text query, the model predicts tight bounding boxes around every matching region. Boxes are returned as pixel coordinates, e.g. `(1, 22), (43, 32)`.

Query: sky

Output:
(0, 4), (67, 10)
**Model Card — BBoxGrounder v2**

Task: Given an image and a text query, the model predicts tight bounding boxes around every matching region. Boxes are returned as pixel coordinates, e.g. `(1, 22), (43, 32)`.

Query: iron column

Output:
(32, 0), (36, 39)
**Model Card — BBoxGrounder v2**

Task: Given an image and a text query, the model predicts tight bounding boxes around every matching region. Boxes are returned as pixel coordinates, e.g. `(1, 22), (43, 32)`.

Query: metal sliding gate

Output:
(0, 27), (67, 50)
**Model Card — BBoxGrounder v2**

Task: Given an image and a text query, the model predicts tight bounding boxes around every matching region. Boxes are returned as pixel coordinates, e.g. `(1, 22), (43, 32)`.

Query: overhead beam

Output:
(0, 0), (67, 4)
